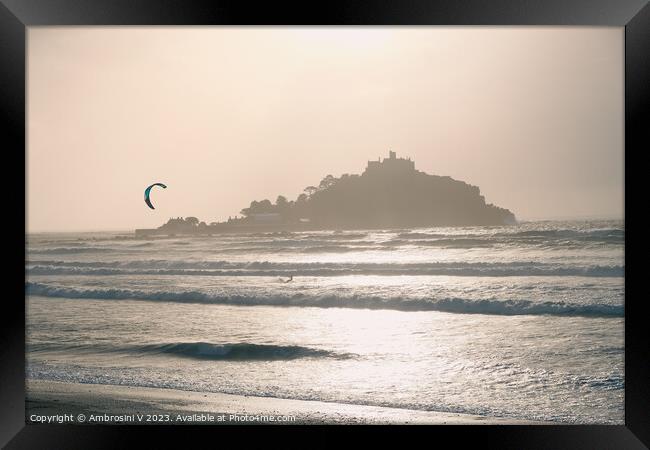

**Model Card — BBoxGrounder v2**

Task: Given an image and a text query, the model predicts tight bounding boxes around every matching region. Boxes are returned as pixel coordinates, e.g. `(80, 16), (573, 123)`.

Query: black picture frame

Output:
(2, 0), (646, 447)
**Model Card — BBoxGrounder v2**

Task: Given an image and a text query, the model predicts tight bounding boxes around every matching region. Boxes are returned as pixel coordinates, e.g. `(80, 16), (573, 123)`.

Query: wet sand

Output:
(26, 380), (547, 425)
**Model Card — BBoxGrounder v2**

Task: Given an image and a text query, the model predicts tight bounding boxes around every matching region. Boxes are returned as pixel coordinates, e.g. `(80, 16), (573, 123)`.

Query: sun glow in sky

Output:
(28, 27), (623, 232)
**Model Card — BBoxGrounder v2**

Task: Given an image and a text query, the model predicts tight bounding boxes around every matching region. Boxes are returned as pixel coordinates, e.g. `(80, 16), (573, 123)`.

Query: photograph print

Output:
(26, 26), (624, 425)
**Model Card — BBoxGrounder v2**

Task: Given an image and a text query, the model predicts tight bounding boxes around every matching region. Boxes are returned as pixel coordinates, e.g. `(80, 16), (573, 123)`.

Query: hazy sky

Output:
(28, 27), (623, 232)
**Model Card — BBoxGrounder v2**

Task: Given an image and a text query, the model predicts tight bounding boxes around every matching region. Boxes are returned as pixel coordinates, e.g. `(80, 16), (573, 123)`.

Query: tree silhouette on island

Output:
(138, 151), (516, 237)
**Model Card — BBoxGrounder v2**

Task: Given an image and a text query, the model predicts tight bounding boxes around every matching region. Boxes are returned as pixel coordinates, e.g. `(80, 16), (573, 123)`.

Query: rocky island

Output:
(136, 151), (515, 237)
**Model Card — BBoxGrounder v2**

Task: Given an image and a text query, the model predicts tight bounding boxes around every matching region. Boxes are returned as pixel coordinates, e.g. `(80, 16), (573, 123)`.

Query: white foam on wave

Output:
(26, 260), (624, 277)
(25, 282), (623, 317)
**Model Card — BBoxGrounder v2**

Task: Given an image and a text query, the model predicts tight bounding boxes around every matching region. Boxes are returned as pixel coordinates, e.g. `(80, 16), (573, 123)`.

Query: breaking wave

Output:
(30, 341), (349, 361)
(26, 260), (624, 277)
(25, 282), (623, 317)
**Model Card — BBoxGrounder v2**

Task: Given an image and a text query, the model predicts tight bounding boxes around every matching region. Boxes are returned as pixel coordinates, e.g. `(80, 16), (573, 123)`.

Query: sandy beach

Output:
(26, 380), (545, 425)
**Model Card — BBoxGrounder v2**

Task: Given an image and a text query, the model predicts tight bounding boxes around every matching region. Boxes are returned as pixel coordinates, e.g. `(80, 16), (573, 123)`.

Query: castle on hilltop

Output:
(364, 150), (415, 175)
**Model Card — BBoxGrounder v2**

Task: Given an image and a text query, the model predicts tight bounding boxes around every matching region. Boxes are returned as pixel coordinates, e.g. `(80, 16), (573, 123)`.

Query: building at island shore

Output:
(249, 212), (282, 224)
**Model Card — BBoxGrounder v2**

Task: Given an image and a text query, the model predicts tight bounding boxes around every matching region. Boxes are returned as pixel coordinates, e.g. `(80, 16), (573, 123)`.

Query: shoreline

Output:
(26, 379), (547, 425)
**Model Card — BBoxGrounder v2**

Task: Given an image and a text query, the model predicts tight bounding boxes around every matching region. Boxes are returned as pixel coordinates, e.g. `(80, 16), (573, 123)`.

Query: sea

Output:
(25, 220), (624, 424)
